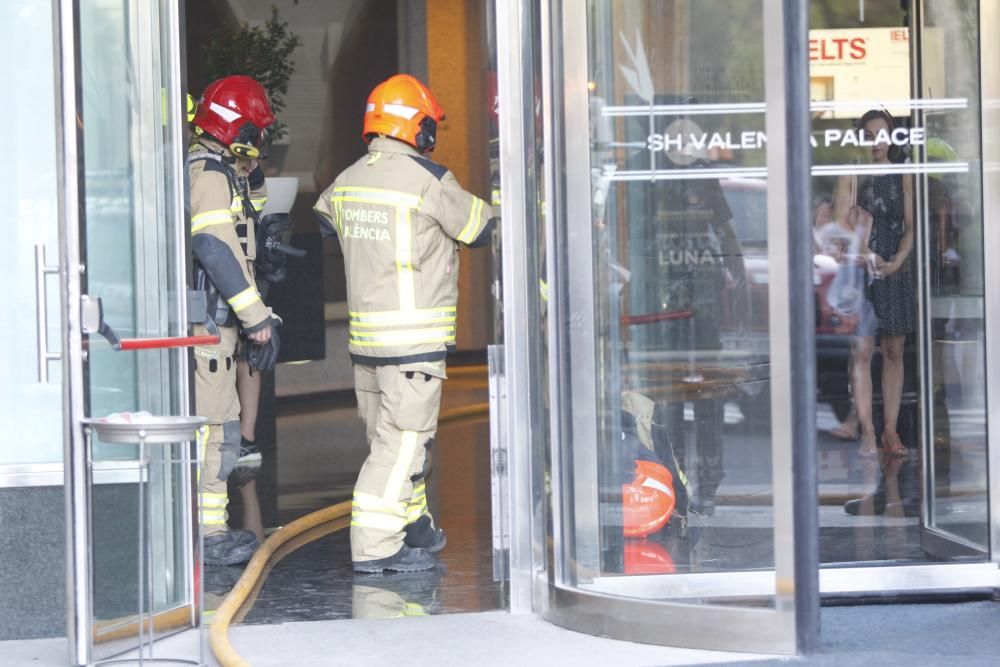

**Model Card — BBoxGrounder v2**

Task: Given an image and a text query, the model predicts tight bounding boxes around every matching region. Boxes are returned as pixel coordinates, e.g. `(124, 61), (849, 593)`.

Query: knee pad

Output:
(217, 421), (242, 481)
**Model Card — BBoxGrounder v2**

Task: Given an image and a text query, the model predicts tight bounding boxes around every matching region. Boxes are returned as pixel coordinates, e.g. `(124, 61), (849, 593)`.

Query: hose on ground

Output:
(209, 500), (353, 667)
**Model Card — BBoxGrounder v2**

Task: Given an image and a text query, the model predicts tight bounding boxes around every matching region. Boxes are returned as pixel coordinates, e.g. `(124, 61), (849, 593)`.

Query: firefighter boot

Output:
(204, 531), (258, 566)
(404, 515), (447, 554)
(228, 528), (260, 547)
(353, 545), (436, 574)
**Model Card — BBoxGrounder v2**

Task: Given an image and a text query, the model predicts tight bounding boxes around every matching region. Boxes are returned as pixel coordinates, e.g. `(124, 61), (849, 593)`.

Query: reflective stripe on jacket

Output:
(189, 140), (269, 330)
(314, 137), (493, 364)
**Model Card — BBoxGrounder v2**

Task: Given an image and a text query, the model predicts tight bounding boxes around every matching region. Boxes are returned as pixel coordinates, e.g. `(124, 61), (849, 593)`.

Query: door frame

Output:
(494, 0), (818, 654)
(52, 0), (196, 663)
(980, 0), (1000, 572)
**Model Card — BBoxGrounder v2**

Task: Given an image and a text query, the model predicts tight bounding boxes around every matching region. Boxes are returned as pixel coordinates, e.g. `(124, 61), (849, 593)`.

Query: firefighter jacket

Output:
(189, 139), (270, 331)
(314, 137), (494, 365)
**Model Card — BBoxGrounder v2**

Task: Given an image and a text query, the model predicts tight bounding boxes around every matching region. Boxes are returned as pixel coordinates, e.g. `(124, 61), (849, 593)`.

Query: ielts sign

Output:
(809, 37), (868, 62)
(809, 29), (908, 63)
(809, 27), (911, 119)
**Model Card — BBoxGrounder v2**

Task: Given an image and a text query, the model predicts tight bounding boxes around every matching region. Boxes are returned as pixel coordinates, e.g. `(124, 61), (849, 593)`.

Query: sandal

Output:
(858, 431), (878, 458)
(881, 430), (909, 457)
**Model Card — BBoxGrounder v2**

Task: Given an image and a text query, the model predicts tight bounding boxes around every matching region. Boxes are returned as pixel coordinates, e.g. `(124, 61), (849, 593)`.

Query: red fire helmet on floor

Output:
(622, 459), (676, 538)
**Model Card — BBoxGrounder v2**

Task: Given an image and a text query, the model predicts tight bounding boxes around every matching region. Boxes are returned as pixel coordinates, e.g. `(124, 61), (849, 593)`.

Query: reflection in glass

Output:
(566, 0), (777, 588)
(811, 0), (988, 563)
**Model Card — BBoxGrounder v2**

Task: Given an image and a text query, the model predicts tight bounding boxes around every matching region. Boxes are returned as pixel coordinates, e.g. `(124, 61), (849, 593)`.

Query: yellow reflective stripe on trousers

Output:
(457, 196), (485, 243)
(196, 425), (208, 487)
(402, 603), (427, 617)
(349, 327), (455, 347)
(352, 491), (406, 516)
(351, 491), (407, 532)
(350, 513), (407, 532)
(349, 307), (456, 326)
(227, 286), (261, 312)
(201, 491), (228, 525)
(384, 431), (419, 504)
(191, 209), (232, 233)
(395, 205), (415, 311)
(405, 492), (427, 523)
(201, 493), (228, 507)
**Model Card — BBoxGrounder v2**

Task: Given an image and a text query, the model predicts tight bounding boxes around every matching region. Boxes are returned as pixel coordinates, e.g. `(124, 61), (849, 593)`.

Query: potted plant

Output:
(202, 5), (302, 210)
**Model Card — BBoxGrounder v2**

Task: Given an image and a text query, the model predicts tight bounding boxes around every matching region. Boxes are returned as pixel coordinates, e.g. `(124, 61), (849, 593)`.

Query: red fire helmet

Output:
(193, 75), (275, 159)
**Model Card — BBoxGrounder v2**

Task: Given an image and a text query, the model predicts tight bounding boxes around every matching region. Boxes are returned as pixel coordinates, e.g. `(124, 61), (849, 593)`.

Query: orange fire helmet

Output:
(622, 460), (676, 538)
(363, 74), (446, 153)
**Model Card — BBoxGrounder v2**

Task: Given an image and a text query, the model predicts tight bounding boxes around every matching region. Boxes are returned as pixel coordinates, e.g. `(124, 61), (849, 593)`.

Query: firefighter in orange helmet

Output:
(314, 74), (495, 573)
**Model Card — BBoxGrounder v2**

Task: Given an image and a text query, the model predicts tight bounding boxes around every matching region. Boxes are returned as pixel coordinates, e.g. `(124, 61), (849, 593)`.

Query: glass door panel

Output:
(537, 0), (812, 653)
(580, 0), (775, 578)
(916, 0), (988, 559)
(808, 0), (989, 568)
(66, 0), (192, 659)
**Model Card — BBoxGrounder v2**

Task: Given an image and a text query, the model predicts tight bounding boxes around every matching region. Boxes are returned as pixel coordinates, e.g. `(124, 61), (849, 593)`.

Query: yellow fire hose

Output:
(210, 402), (489, 667)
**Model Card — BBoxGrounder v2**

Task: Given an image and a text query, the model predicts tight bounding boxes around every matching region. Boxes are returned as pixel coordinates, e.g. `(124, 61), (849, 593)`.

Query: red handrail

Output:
(116, 334), (221, 351)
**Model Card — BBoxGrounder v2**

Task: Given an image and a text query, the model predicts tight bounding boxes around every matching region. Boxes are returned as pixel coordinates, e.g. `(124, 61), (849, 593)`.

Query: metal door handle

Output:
(35, 245), (61, 382)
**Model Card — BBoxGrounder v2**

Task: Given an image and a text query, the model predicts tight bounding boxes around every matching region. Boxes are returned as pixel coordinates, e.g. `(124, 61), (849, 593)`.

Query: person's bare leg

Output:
(239, 480), (265, 542)
(236, 359), (265, 542)
(880, 335), (908, 456)
(237, 361), (261, 441)
(851, 336), (877, 456)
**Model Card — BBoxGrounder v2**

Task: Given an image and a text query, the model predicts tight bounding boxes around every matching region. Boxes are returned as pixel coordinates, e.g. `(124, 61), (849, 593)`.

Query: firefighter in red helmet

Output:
(189, 75), (280, 565)
(314, 74), (495, 573)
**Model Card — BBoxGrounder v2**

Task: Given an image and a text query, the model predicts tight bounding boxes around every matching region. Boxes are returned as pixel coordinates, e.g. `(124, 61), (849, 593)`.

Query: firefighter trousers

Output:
(194, 324), (242, 537)
(351, 361), (445, 562)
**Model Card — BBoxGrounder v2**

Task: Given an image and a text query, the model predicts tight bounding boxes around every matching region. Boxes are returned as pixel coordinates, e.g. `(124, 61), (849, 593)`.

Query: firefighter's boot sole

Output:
(353, 545), (436, 574)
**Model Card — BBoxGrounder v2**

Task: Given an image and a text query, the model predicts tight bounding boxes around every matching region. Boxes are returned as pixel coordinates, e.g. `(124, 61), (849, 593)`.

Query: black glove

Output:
(246, 318), (281, 372)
